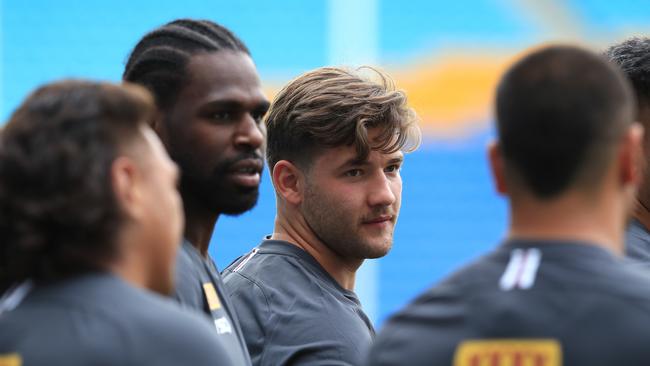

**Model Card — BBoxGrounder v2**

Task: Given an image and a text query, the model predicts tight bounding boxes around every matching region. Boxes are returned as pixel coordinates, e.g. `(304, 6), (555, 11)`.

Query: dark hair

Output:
(605, 37), (650, 108)
(265, 67), (420, 172)
(123, 18), (249, 110)
(0, 80), (154, 285)
(496, 45), (635, 198)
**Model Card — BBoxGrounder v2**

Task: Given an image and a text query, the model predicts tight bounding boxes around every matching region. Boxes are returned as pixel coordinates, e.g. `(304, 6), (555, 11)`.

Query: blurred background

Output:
(2, 0), (649, 326)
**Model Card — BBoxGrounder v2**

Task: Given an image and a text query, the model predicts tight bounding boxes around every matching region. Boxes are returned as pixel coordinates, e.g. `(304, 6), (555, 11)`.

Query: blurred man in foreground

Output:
(367, 45), (650, 365)
(0, 80), (238, 365)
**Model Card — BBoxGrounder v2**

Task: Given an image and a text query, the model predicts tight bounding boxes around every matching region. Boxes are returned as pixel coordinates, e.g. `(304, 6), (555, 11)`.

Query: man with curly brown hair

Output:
(0, 80), (239, 365)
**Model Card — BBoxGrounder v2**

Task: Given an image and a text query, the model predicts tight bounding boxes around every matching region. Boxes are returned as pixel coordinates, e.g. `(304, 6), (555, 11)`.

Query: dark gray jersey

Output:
(366, 240), (650, 366)
(174, 240), (251, 366)
(0, 274), (238, 366)
(626, 218), (650, 263)
(223, 240), (375, 366)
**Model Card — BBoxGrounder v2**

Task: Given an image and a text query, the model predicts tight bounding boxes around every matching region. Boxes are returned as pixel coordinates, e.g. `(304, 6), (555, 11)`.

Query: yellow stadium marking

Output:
(454, 339), (562, 366)
(392, 53), (510, 135)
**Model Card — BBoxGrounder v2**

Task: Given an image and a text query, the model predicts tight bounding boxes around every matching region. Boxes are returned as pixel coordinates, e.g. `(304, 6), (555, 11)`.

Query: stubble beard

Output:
(302, 185), (394, 261)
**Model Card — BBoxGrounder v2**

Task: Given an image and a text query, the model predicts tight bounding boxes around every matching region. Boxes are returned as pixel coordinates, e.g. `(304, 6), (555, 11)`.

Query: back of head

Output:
(123, 18), (249, 110)
(0, 80), (154, 285)
(265, 67), (421, 173)
(496, 45), (635, 199)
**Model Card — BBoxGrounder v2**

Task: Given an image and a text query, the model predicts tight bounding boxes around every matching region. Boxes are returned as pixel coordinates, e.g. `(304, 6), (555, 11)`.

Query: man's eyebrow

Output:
(200, 99), (270, 111)
(336, 156), (366, 169)
(336, 154), (404, 170)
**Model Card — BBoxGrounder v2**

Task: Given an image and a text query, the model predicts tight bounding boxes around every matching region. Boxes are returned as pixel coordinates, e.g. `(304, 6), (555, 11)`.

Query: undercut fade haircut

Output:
(496, 45), (635, 199)
(265, 67), (421, 172)
(0, 80), (154, 285)
(605, 37), (650, 108)
(123, 18), (249, 110)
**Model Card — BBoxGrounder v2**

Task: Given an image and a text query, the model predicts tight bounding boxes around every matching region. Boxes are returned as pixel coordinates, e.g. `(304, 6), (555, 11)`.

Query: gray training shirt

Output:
(223, 239), (375, 366)
(366, 240), (650, 366)
(174, 239), (251, 366)
(0, 273), (238, 366)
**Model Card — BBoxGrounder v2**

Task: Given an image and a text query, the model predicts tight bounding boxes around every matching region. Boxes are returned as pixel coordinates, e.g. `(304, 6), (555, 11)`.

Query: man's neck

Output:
(106, 242), (151, 292)
(271, 213), (361, 291)
(110, 261), (147, 291)
(105, 228), (153, 292)
(508, 191), (624, 255)
(182, 193), (219, 258)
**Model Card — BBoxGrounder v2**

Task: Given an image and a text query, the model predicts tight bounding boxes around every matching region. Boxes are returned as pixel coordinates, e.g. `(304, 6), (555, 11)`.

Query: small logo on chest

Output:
(214, 317), (233, 334)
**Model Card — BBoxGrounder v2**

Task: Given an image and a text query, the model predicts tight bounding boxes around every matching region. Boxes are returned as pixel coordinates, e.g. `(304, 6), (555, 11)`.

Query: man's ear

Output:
(619, 122), (645, 186)
(111, 156), (143, 220)
(488, 140), (508, 195)
(272, 160), (305, 206)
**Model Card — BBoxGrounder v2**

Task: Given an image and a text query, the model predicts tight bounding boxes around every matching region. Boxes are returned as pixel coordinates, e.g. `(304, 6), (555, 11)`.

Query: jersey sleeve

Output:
(262, 286), (369, 366)
(223, 271), (270, 365)
(262, 318), (366, 366)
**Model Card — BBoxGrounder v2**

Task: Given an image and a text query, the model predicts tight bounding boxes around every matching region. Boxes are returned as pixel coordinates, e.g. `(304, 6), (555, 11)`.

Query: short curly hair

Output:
(0, 80), (154, 285)
(605, 37), (650, 107)
(265, 66), (421, 172)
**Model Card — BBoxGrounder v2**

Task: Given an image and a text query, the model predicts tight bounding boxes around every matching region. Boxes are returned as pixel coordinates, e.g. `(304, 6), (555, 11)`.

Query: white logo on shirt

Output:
(0, 280), (33, 314)
(499, 248), (542, 291)
(214, 317), (233, 334)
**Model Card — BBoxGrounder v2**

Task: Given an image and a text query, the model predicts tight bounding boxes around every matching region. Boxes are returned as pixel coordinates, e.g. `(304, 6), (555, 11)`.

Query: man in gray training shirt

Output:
(123, 19), (270, 366)
(606, 38), (650, 264)
(367, 45), (650, 366)
(223, 67), (421, 365)
(0, 81), (236, 365)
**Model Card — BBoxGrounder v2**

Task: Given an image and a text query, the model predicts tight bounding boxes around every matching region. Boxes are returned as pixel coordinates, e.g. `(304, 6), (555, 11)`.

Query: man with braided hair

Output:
(124, 19), (269, 365)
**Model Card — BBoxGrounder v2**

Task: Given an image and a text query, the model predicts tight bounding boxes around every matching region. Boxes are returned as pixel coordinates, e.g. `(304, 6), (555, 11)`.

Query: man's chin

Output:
(364, 246), (392, 259)
(218, 193), (260, 216)
(355, 239), (393, 259)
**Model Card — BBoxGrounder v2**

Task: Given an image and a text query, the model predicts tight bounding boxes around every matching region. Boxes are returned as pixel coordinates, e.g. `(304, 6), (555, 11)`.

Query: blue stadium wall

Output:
(2, 0), (649, 326)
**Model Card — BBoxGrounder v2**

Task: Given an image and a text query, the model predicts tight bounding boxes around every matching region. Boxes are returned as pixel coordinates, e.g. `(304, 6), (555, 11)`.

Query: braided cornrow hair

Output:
(123, 19), (250, 110)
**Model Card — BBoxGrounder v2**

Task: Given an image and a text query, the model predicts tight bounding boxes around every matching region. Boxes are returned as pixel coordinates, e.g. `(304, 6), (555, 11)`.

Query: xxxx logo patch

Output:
(454, 339), (561, 366)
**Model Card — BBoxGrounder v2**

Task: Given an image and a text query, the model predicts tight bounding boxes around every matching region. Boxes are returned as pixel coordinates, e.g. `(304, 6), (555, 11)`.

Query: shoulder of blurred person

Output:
(367, 242), (650, 366)
(0, 273), (239, 366)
